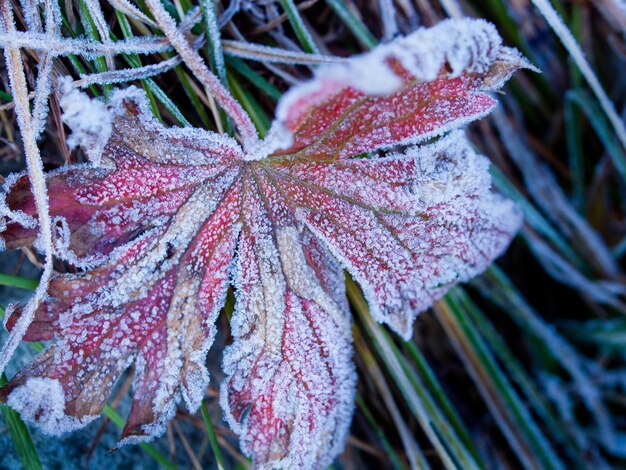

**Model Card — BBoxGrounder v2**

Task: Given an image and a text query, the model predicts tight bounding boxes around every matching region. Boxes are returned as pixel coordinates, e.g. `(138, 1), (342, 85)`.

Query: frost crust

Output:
(58, 78), (112, 166)
(7, 377), (98, 435)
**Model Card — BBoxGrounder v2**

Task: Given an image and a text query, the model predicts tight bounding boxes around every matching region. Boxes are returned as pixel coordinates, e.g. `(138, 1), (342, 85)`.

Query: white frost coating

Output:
(276, 226), (349, 332)
(221, 197), (356, 468)
(107, 84), (149, 116)
(222, 40), (346, 65)
(244, 121), (293, 161)
(58, 77), (112, 166)
(108, 86), (244, 166)
(293, 131), (523, 338)
(107, 0), (157, 27)
(390, 130), (492, 205)
(78, 56), (182, 87)
(276, 18), (503, 123)
(0, 32), (172, 57)
(2, 303), (16, 329)
(7, 377), (98, 435)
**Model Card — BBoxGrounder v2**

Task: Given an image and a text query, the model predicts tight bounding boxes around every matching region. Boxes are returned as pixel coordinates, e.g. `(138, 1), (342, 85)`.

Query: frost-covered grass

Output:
(0, 0), (625, 468)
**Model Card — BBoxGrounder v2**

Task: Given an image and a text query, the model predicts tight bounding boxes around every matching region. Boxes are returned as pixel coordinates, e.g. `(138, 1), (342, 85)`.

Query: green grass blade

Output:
(225, 57), (282, 102)
(280, 0), (320, 54)
(566, 89), (626, 184)
(477, 266), (616, 450)
(227, 74), (270, 135)
(324, 0), (377, 50)
(437, 290), (564, 470)
(564, 317), (626, 350)
(0, 90), (13, 102)
(402, 342), (480, 462)
(348, 278), (483, 470)
(355, 329), (430, 469)
(77, 0), (112, 96)
(491, 166), (587, 269)
(0, 274), (39, 291)
(355, 395), (410, 470)
(0, 308), (42, 470)
(200, 401), (227, 470)
(461, 288), (582, 460)
(530, 0), (626, 151)
(116, 11), (193, 127)
(173, 65), (214, 128)
(564, 92), (585, 209)
(200, 0), (229, 85)
(200, 0), (233, 132)
(613, 234), (626, 258)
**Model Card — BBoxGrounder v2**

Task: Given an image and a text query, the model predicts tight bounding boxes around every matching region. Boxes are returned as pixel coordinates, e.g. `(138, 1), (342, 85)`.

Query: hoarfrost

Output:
(58, 78), (112, 166)
(7, 377), (98, 435)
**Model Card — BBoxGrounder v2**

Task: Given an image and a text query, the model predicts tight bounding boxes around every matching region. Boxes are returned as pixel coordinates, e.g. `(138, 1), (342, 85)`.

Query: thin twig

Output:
(31, 0), (61, 139)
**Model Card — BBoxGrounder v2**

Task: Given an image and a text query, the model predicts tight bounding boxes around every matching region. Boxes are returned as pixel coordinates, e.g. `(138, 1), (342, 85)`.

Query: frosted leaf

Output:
(1, 88), (242, 442)
(0, 19), (530, 469)
(283, 132), (522, 337)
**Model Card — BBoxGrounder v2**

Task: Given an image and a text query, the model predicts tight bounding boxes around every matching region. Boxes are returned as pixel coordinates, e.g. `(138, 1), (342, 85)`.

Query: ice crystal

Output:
(58, 77), (112, 166)
(0, 19), (529, 469)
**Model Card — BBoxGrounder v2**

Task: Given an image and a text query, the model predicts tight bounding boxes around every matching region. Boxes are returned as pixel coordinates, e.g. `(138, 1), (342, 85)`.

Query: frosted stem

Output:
(144, 0), (259, 150)
(377, 0), (398, 42)
(83, 0), (115, 70)
(0, 0), (54, 377)
(107, 0), (157, 27)
(0, 32), (172, 56)
(31, 0), (62, 139)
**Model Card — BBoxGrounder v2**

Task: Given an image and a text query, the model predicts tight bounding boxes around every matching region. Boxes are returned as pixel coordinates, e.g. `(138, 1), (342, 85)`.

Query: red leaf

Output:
(0, 19), (529, 468)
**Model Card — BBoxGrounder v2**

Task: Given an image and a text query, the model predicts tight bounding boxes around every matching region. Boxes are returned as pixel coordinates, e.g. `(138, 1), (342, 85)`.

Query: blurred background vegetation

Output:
(1, 0), (626, 468)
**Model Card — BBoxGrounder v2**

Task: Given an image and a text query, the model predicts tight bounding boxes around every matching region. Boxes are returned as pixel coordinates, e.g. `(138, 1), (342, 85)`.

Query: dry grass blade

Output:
(355, 329), (429, 469)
